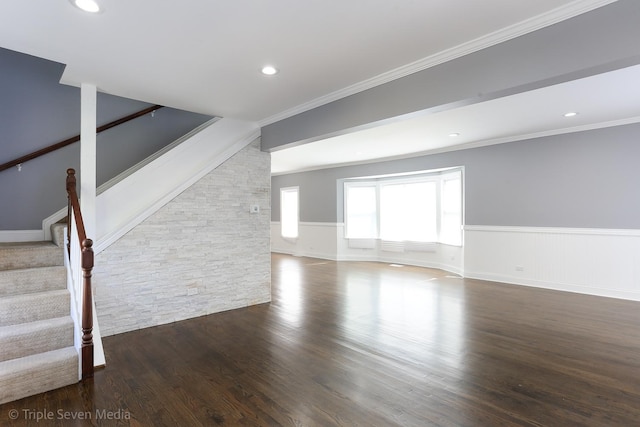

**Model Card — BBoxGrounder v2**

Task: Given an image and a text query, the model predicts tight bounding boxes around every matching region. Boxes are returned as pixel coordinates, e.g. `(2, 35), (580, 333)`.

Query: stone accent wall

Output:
(93, 139), (270, 336)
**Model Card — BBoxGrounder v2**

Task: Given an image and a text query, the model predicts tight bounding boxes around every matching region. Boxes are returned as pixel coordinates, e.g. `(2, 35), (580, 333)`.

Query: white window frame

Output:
(344, 182), (379, 239)
(280, 186), (299, 239)
(344, 167), (463, 247)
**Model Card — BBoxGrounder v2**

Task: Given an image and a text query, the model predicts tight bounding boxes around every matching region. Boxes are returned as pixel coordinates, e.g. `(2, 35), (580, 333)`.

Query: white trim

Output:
(464, 225), (640, 301)
(259, 0), (618, 126)
(272, 222), (640, 301)
(411, 115), (640, 159)
(3, 120), (224, 244)
(270, 115), (640, 176)
(299, 221), (338, 228)
(465, 271), (640, 302)
(272, 249), (338, 261)
(0, 229), (44, 242)
(98, 117), (221, 194)
(95, 123), (260, 254)
(272, 221), (344, 228)
(271, 221), (464, 275)
(464, 225), (640, 237)
(42, 207), (67, 241)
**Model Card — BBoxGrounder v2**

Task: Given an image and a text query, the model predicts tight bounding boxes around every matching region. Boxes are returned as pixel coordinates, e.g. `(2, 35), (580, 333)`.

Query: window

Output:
(345, 185), (377, 238)
(380, 181), (437, 242)
(344, 168), (463, 246)
(280, 187), (299, 239)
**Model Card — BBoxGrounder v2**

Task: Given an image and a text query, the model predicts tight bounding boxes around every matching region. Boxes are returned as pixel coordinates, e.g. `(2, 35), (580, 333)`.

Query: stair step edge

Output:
(0, 316), (74, 337)
(0, 288), (70, 303)
(0, 347), (78, 374)
(0, 317), (75, 363)
(0, 347), (78, 404)
(0, 289), (71, 327)
(0, 242), (64, 271)
(0, 266), (67, 293)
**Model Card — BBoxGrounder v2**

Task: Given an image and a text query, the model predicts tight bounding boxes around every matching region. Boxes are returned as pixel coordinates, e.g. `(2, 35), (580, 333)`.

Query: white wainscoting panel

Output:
(272, 223), (640, 301)
(271, 222), (463, 275)
(464, 225), (640, 301)
(271, 222), (338, 260)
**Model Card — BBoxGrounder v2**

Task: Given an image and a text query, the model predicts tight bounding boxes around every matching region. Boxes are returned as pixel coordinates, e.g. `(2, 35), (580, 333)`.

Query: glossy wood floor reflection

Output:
(2, 253), (640, 426)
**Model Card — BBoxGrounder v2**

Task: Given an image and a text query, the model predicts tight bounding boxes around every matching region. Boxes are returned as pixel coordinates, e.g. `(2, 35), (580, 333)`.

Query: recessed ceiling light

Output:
(563, 112), (579, 117)
(261, 66), (279, 76)
(448, 133), (460, 137)
(71, 0), (101, 13)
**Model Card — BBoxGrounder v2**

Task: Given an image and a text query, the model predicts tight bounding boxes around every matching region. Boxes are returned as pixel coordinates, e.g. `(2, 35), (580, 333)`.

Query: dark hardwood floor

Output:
(2, 253), (640, 426)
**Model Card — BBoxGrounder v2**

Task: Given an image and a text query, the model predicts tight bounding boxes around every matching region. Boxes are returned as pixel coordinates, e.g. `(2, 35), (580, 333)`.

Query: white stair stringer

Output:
(94, 117), (260, 254)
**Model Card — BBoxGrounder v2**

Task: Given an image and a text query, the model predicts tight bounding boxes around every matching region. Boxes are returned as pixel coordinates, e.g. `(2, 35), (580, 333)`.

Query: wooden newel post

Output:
(66, 167), (95, 380)
(81, 238), (94, 379)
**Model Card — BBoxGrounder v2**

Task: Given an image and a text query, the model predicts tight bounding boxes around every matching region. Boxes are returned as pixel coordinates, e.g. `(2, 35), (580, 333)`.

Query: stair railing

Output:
(66, 168), (94, 380)
(0, 105), (163, 174)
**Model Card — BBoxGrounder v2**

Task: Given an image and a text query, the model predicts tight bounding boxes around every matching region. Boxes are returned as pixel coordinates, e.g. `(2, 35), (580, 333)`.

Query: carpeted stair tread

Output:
(0, 317), (74, 362)
(0, 347), (78, 405)
(51, 223), (66, 248)
(0, 289), (70, 327)
(0, 266), (67, 297)
(0, 241), (63, 271)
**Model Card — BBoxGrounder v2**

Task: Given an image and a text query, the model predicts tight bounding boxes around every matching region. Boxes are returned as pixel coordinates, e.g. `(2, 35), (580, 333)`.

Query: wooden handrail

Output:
(0, 105), (163, 173)
(66, 168), (95, 380)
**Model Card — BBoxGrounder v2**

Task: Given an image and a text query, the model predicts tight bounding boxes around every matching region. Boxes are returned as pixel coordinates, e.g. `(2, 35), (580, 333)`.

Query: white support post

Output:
(78, 83), (106, 369)
(80, 83), (97, 239)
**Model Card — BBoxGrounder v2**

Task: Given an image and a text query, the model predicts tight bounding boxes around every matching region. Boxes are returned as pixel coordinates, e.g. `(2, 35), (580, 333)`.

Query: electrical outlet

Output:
(515, 265), (524, 272)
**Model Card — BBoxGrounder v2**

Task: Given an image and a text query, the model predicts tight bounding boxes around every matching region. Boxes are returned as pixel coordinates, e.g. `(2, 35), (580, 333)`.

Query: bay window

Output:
(344, 168), (463, 246)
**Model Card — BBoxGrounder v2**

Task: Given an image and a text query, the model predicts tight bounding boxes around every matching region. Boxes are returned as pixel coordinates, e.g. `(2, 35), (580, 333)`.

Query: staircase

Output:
(0, 224), (78, 404)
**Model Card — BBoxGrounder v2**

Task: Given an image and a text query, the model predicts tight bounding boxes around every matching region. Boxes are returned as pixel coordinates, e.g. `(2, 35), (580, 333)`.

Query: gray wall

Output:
(268, 0), (640, 232)
(0, 47), (212, 230)
(272, 123), (640, 230)
(262, 0), (640, 151)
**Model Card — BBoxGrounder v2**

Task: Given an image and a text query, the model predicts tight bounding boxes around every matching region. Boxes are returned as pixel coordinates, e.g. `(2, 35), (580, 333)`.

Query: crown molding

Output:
(271, 115), (640, 176)
(260, 0), (619, 127)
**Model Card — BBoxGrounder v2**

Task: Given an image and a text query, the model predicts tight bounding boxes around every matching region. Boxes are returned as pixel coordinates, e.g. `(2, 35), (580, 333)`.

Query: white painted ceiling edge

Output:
(265, 0), (632, 174)
(271, 63), (640, 174)
(260, 0), (619, 127)
(0, 0), (615, 123)
(0, 0), (624, 174)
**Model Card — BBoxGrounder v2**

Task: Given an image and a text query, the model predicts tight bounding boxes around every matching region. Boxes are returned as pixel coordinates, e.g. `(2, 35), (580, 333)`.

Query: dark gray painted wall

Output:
(272, 123), (640, 229)
(262, 0), (640, 150)
(95, 107), (211, 185)
(0, 48), (212, 230)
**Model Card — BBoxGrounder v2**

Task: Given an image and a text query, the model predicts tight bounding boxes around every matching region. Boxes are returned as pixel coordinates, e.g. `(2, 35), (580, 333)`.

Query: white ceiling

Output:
(0, 0), (632, 175)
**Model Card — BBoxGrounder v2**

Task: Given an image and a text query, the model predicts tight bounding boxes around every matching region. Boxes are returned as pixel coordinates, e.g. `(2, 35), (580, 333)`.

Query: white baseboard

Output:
(272, 249), (338, 261)
(42, 207), (67, 241)
(0, 206), (68, 242)
(272, 222), (640, 301)
(0, 229), (44, 242)
(465, 271), (640, 301)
